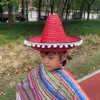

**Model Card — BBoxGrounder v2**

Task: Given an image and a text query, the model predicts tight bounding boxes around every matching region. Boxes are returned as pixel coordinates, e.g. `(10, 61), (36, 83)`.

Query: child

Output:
(16, 14), (90, 100)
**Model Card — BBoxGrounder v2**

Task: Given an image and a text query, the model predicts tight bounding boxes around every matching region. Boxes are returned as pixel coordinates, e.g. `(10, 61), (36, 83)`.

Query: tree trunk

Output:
(87, 6), (90, 22)
(0, 3), (3, 22)
(50, 0), (54, 14)
(58, 0), (65, 21)
(8, 0), (13, 28)
(62, 0), (68, 18)
(80, 0), (84, 19)
(65, 0), (71, 20)
(86, 0), (95, 22)
(21, 0), (25, 18)
(83, 10), (85, 19)
(45, 0), (50, 16)
(26, 0), (28, 21)
(38, 0), (42, 22)
(29, 0), (33, 18)
(65, 7), (68, 20)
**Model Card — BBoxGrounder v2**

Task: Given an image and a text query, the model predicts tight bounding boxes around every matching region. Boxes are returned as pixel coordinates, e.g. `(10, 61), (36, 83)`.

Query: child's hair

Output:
(40, 51), (72, 66)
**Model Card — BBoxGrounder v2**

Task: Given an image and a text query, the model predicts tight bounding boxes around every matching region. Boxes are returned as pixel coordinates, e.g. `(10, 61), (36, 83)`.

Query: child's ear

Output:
(61, 53), (67, 62)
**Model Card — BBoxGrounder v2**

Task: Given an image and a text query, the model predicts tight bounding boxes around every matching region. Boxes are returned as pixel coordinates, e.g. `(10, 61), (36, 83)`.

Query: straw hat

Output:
(24, 14), (83, 51)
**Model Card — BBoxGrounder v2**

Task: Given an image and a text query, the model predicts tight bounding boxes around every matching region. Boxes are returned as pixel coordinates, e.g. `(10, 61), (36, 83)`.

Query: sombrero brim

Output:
(24, 35), (83, 51)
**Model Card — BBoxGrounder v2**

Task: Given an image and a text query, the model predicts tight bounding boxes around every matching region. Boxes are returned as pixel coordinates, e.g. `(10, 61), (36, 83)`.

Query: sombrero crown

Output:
(24, 14), (83, 51)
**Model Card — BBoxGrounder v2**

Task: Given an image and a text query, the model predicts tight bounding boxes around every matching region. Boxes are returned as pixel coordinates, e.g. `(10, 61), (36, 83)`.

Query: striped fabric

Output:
(16, 64), (90, 100)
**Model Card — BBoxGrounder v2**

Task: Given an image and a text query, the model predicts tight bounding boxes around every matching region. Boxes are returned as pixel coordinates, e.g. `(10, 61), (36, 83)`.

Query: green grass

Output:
(0, 71), (27, 100)
(68, 48), (100, 79)
(0, 22), (44, 46)
(0, 87), (15, 100)
(0, 20), (100, 47)
(0, 20), (100, 100)
(63, 19), (100, 36)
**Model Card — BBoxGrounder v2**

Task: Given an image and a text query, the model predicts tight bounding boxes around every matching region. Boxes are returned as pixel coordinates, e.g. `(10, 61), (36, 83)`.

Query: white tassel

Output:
(70, 44), (73, 47)
(42, 45), (45, 48)
(37, 44), (40, 47)
(24, 40), (27, 45)
(60, 45), (63, 48)
(47, 45), (52, 48)
(65, 45), (68, 48)
(53, 44), (57, 48)
(32, 44), (35, 47)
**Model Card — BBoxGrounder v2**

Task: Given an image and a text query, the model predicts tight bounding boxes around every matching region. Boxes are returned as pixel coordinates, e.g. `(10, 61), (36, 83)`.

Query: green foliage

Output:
(0, 1), (9, 6)
(0, 0), (18, 10)
(92, 0), (100, 11)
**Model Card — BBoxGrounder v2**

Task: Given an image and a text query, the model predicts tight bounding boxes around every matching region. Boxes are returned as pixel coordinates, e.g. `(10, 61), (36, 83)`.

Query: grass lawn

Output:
(0, 20), (100, 100)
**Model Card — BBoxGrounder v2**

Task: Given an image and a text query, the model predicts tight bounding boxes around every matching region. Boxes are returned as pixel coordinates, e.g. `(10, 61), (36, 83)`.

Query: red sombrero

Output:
(24, 14), (83, 52)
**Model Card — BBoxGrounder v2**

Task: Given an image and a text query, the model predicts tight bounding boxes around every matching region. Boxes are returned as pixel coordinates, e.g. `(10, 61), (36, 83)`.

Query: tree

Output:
(8, 0), (13, 28)
(85, 0), (95, 21)
(0, 0), (3, 22)
(8, 0), (18, 27)
(79, 0), (85, 19)
(92, 0), (100, 17)
(45, 0), (50, 16)
(28, 0), (33, 18)
(21, 0), (25, 19)
(62, 0), (68, 17)
(38, 0), (42, 22)
(58, 0), (65, 20)
(26, 0), (28, 21)
(0, 0), (9, 22)
(65, 0), (71, 20)
(50, 0), (54, 14)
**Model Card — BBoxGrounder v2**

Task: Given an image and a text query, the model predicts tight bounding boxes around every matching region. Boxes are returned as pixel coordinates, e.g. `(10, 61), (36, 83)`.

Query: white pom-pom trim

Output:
(32, 44), (35, 47)
(42, 45), (45, 48)
(47, 45), (52, 48)
(24, 39), (83, 49)
(60, 45), (63, 48)
(37, 44), (40, 47)
(53, 44), (57, 48)
(70, 44), (74, 47)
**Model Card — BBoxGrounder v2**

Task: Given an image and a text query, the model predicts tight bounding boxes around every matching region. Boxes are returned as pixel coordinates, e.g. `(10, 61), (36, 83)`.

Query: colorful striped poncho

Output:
(16, 64), (90, 100)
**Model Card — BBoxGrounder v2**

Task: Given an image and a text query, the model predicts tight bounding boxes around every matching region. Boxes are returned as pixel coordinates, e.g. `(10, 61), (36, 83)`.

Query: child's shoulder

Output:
(16, 67), (38, 99)
(62, 67), (75, 79)
(16, 67), (38, 90)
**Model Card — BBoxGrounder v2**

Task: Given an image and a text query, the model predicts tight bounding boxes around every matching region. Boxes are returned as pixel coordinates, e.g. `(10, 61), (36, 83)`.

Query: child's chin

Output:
(45, 67), (53, 71)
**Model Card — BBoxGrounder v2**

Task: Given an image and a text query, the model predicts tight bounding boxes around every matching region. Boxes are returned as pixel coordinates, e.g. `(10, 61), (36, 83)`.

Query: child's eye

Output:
(49, 56), (53, 59)
(42, 55), (44, 58)
(41, 54), (44, 58)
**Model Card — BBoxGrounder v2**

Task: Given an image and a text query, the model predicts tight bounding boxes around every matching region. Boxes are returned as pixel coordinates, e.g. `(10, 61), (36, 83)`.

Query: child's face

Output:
(40, 51), (67, 71)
